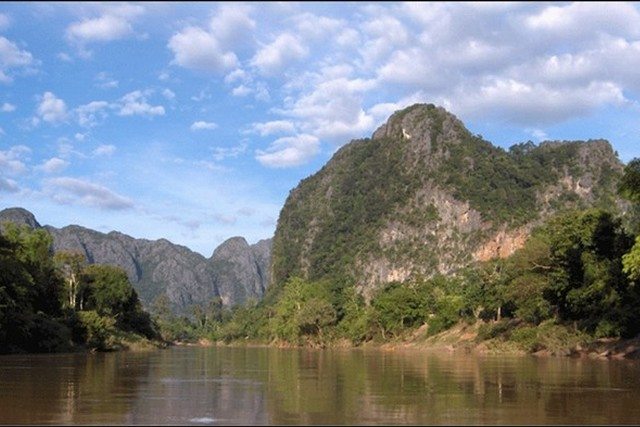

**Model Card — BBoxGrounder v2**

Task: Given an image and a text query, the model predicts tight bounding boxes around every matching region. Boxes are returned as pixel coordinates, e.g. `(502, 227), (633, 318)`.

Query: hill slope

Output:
(271, 103), (624, 298)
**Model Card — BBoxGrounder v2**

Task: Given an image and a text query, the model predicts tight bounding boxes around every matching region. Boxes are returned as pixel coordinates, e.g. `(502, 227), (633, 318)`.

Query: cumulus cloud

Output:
(250, 120), (296, 136)
(75, 100), (110, 127)
(524, 2), (640, 42)
(231, 84), (252, 97)
(0, 177), (18, 193)
(0, 145), (30, 175)
(117, 90), (164, 116)
(65, 4), (144, 43)
(255, 134), (320, 168)
(45, 177), (134, 210)
(236, 1), (640, 156)
(168, 4), (256, 75)
(209, 3), (256, 49)
(0, 36), (35, 83)
(444, 79), (627, 125)
(37, 157), (69, 174)
(279, 77), (378, 141)
(1, 102), (15, 112)
(168, 26), (238, 74)
(190, 121), (218, 131)
(36, 92), (68, 124)
(251, 33), (308, 75)
(162, 88), (175, 100)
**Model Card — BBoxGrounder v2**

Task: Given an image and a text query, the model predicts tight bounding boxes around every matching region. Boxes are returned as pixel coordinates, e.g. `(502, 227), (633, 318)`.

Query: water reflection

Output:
(0, 347), (639, 425)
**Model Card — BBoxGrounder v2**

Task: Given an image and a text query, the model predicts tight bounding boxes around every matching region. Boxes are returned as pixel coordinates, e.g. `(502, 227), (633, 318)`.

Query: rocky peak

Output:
(211, 236), (250, 259)
(371, 103), (468, 153)
(0, 207), (41, 229)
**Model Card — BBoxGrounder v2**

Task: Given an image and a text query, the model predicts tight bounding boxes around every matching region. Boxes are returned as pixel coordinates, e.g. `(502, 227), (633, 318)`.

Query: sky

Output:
(1, 2), (639, 256)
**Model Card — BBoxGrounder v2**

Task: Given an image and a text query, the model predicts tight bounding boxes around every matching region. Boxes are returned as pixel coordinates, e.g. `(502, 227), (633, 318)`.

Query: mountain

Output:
(270, 103), (625, 299)
(0, 207), (271, 314)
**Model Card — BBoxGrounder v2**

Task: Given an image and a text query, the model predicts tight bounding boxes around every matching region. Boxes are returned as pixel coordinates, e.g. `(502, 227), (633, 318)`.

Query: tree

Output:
(54, 251), (86, 310)
(623, 236), (640, 281)
(619, 158), (640, 204)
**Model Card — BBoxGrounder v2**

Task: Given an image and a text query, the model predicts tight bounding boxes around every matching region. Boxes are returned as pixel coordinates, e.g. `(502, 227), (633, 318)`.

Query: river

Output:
(1, 346), (639, 425)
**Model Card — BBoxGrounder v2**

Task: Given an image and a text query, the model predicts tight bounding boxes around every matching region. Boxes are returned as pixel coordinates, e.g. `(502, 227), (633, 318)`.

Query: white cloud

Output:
(255, 134), (320, 168)
(294, 13), (344, 41)
(231, 85), (252, 97)
(0, 145), (30, 175)
(45, 177), (134, 210)
(95, 71), (118, 89)
(0, 36), (35, 83)
(190, 121), (218, 131)
(212, 142), (247, 161)
(0, 177), (18, 193)
(75, 100), (110, 127)
(445, 79), (627, 125)
(209, 3), (256, 49)
(65, 4), (144, 43)
(93, 144), (116, 156)
(36, 92), (68, 124)
(224, 68), (249, 84)
(37, 157), (69, 174)
(250, 120), (296, 136)
(117, 90), (164, 116)
(279, 77), (378, 140)
(162, 88), (175, 100)
(524, 2), (640, 41)
(251, 33), (308, 75)
(0, 36), (33, 68)
(1, 102), (15, 112)
(168, 26), (238, 74)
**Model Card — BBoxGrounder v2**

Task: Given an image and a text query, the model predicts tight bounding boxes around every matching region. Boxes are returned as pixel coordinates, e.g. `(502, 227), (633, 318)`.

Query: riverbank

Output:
(182, 321), (640, 360)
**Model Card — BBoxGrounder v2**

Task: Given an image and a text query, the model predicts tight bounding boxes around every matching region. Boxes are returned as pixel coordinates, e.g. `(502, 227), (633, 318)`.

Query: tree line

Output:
(157, 158), (640, 351)
(0, 224), (158, 353)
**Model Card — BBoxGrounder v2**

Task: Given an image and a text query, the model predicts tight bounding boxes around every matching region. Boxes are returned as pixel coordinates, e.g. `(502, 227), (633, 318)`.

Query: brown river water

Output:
(1, 346), (639, 425)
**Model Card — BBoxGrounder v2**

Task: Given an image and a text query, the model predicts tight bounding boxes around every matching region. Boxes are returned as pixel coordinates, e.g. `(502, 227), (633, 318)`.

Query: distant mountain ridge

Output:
(0, 207), (271, 314)
(270, 103), (626, 298)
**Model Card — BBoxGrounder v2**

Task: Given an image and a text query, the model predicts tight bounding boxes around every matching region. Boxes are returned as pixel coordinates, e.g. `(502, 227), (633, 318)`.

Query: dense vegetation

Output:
(0, 224), (159, 353)
(159, 157), (640, 354)
(271, 104), (621, 289)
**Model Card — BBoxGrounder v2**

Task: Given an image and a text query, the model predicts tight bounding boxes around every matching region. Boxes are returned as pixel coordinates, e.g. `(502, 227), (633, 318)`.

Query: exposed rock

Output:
(0, 207), (41, 230)
(0, 207), (272, 315)
(271, 103), (625, 297)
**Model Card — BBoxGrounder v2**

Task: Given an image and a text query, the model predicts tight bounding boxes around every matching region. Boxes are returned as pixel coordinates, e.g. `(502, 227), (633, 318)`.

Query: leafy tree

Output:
(54, 251), (86, 310)
(371, 282), (431, 339)
(541, 209), (637, 336)
(619, 158), (640, 204)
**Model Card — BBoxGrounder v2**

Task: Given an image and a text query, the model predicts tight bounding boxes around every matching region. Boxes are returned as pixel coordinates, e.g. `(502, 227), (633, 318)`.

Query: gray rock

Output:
(0, 207), (272, 315)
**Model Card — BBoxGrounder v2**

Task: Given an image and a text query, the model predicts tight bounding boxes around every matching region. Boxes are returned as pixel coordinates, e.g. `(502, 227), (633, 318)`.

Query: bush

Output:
(77, 310), (116, 350)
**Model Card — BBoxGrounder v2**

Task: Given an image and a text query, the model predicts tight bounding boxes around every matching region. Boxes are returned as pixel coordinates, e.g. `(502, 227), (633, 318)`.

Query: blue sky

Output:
(1, 2), (639, 256)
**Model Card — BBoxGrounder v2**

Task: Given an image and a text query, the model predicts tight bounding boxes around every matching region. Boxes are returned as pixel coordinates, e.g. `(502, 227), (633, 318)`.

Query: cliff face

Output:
(271, 104), (624, 298)
(0, 208), (271, 315)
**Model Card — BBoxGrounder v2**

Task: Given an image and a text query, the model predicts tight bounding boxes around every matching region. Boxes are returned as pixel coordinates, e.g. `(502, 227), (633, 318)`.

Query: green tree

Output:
(54, 251), (86, 310)
(618, 158), (640, 204)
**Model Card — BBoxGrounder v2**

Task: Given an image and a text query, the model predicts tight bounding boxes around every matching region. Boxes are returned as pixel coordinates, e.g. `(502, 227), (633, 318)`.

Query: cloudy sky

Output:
(1, 2), (639, 256)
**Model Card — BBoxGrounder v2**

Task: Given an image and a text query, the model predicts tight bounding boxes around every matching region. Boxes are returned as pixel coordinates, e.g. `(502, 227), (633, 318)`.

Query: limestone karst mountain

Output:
(270, 103), (625, 298)
(0, 207), (271, 314)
